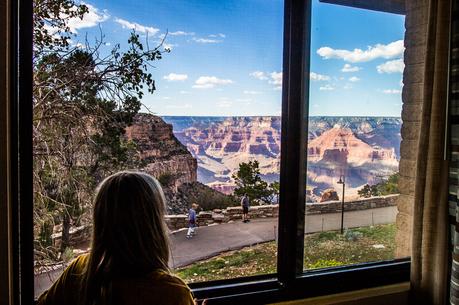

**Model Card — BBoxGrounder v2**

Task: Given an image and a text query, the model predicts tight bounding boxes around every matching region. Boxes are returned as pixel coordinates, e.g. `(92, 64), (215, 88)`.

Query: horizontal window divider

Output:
(189, 273), (278, 289)
(191, 260), (410, 303)
(191, 276), (280, 299)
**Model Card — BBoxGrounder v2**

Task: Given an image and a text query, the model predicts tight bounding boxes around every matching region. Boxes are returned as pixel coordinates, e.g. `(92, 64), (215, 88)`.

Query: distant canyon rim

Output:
(161, 115), (401, 202)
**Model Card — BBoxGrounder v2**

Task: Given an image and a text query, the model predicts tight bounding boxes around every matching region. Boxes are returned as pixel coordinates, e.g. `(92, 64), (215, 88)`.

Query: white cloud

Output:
(192, 37), (222, 44)
(67, 4), (109, 33)
(209, 33), (226, 38)
(163, 73), (188, 81)
(243, 90), (261, 95)
(169, 31), (194, 36)
(343, 84), (352, 90)
(236, 98), (252, 102)
(341, 64), (361, 72)
(115, 18), (159, 35)
(269, 72), (283, 86)
(310, 72), (330, 81)
(317, 40), (404, 63)
(192, 76), (233, 89)
(162, 42), (176, 50)
(319, 84), (335, 91)
(377, 58), (405, 74)
(45, 3), (109, 35)
(250, 71), (268, 80)
(179, 90), (190, 94)
(382, 89), (402, 94)
(251, 71), (283, 89)
(349, 76), (360, 82)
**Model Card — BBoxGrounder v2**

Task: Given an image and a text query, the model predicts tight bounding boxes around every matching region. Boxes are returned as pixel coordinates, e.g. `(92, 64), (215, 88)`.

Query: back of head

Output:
(83, 171), (170, 304)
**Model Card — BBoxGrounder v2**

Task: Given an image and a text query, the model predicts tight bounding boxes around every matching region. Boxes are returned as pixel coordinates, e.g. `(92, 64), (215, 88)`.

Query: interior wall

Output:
(394, 0), (428, 258)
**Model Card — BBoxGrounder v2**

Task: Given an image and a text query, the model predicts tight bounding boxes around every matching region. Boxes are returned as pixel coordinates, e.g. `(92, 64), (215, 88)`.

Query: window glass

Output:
(33, 0), (283, 296)
(304, 0), (405, 271)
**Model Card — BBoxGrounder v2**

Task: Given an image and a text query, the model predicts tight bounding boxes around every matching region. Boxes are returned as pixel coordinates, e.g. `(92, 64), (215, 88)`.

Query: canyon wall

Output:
(163, 116), (401, 199)
(125, 114), (197, 190)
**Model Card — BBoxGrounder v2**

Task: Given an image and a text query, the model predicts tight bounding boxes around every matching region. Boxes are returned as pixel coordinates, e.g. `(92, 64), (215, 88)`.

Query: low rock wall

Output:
(305, 194), (398, 215)
(53, 195), (399, 243)
(164, 194), (398, 230)
(164, 205), (280, 230)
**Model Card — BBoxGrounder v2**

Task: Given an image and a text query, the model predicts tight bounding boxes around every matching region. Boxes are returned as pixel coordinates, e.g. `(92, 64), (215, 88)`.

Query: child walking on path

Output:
(186, 203), (198, 239)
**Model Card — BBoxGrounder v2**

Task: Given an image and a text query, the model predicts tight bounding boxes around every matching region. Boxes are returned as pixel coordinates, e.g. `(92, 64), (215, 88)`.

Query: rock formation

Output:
(125, 114), (236, 213)
(162, 116), (401, 202)
(125, 114), (197, 191)
(320, 189), (340, 202)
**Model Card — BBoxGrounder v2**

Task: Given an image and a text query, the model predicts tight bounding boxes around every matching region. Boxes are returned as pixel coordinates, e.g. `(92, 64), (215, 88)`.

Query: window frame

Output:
(9, 0), (410, 303)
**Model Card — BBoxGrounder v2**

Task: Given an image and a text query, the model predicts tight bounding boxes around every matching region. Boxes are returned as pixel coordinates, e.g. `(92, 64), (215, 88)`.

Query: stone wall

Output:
(52, 195), (399, 243)
(164, 205), (280, 230)
(306, 194), (398, 215)
(395, 0), (427, 258)
(165, 195), (398, 231)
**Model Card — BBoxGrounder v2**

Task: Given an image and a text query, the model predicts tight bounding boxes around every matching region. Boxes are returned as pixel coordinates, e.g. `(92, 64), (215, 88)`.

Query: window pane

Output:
(304, 0), (406, 271)
(33, 0), (283, 296)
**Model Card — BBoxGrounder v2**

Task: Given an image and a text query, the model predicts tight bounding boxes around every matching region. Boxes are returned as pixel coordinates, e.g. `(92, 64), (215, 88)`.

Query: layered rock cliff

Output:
(125, 114), (197, 190)
(125, 114), (237, 213)
(163, 116), (401, 201)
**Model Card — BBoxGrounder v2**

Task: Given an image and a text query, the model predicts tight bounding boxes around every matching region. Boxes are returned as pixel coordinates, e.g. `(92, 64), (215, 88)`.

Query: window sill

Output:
(191, 259), (410, 304)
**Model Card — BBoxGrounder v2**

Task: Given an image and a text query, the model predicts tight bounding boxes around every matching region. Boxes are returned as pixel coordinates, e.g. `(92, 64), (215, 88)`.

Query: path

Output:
(34, 206), (397, 297)
(170, 206), (397, 268)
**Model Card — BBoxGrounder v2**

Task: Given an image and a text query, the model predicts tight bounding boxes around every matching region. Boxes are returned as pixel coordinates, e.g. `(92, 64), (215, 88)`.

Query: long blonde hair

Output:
(82, 171), (170, 305)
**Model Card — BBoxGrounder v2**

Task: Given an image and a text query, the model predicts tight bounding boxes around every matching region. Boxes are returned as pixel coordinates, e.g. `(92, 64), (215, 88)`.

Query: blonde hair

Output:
(82, 171), (170, 305)
(192, 203), (199, 209)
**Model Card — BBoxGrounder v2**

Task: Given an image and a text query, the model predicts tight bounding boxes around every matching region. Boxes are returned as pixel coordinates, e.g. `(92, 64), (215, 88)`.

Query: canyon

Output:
(163, 116), (401, 201)
(126, 114), (235, 213)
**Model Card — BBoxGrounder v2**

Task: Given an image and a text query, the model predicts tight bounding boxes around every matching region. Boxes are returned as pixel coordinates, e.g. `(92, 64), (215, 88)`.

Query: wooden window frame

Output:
(8, 0), (410, 304)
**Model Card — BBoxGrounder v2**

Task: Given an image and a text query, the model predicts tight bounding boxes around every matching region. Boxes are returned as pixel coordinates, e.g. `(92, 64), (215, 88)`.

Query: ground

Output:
(175, 223), (396, 283)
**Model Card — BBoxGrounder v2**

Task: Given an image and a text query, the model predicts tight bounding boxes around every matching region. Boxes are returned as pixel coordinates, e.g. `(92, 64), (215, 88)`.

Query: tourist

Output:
(186, 203), (199, 239)
(37, 171), (206, 305)
(241, 193), (250, 223)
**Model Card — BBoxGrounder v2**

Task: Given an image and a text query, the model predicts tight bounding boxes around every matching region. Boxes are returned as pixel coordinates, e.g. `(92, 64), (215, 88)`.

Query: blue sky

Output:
(70, 0), (405, 116)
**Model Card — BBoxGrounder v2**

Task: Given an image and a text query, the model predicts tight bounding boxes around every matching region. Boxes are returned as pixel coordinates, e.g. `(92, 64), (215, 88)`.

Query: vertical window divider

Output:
(277, 0), (311, 288)
(14, 0), (34, 303)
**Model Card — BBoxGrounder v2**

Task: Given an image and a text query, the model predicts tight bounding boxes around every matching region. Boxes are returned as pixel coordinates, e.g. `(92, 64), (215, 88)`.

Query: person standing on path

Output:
(186, 203), (198, 239)
(241, 193), (250, 223)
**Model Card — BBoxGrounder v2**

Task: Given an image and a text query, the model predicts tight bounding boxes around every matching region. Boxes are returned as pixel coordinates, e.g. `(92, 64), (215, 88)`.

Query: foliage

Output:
(344, 229), (363, 242)
(357, 173), (399, 198)
(158, 173), (176, 187)
(175, 182), (238, 211)
(269, 181), (280, 204)
(232, 161), (274, 204)
(33, 0), (168, 259)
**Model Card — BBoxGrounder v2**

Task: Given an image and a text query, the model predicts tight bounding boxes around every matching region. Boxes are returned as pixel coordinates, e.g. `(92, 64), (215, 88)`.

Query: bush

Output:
(158, 173), (176, 187)
(344, 229), (363, 242)
(177, 182), (238, 211)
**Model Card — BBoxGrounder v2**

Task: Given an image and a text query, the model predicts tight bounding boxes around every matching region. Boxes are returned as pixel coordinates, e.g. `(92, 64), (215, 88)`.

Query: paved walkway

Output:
(34, 206), (397, 297)
(170, 206), (397, 268)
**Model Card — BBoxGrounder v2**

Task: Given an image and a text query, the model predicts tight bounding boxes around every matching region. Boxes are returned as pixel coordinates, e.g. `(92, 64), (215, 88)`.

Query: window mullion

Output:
(277, 0), (311, 286)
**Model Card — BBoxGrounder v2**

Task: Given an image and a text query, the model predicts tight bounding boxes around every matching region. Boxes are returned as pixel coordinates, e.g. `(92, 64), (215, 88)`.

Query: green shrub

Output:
(344, 229), (363, 242)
